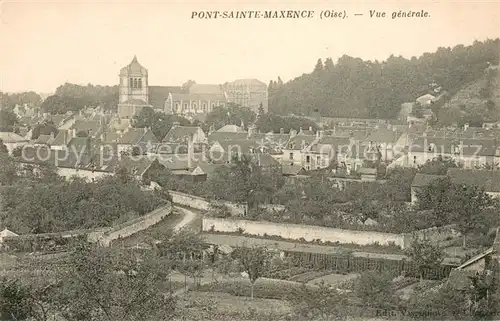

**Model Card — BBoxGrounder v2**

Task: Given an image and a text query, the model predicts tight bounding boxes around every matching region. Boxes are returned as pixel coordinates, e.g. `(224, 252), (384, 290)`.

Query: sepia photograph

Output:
(0, 1), (500, 320)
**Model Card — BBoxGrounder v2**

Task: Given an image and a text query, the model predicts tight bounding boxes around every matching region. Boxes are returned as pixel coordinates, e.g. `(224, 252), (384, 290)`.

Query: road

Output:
(173, 206), (198, 232)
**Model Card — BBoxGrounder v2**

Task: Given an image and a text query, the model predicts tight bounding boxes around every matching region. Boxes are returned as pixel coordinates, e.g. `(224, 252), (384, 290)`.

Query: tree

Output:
(313, 58), (324, 73)
(289, 281), (347, 321)
(0, 277), (55, 321)
(417, 178), (494, 247)
(404, 235), (444, 281)
(258, 102), (265, 116)
(0, 139), (8, 154)
(417, 155), (458, 175)
(231, 245), (271, 299)
(31, 121), (58, 140)
(205, 103), (256, 131)
(58, 242), (176, 321)
(0, 110), (18, 131)
(181, 80), (196, 92)
(133, 107), (190, 140)
(0, 153), (19, 185)
(354, 270), (397, 308)
(267, 39), (500, 118)
(156, 229), (207, 289)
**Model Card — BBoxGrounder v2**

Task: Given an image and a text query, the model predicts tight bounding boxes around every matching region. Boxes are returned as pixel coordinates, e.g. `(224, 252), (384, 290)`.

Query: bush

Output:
(197, 279), (308, 300)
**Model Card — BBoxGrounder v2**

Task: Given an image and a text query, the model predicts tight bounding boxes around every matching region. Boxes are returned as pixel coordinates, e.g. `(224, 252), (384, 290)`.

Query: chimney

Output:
(280, 128), (284, 135)
(50, 131), (55, 140)
(144, 127), (148, 133)
(299, 127), (303, 135)
(72, 128), (77, 138)
(309, 126), (313, 132)
(290, 129), (297, 137)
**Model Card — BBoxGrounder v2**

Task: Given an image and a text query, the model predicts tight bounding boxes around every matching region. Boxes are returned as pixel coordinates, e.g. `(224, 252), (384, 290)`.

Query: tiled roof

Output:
(16, 146), (93, 169)
(189, 84), (223, 94)
(50, 130), (70, 146)
(118, 128), (159, 145)
(193, 162), (221, 176)
(212, 139), (265, 154)
(281, 164), (306, 175)
(148, 86), (184, 109)
(447, 168), (500, 192)
(411, 173), (445, 187)
(120, 56), (148, 76)
(171, 92), (227, 102)
(363, 128), (402, 144)
(225, 79), (266, 87)
(162, 126), (200, 143)
(34, 134), (53, 145)
(72, 120), (103, 136)
(216, 125), (246, 133)
(410, 137), (497, 156)
(114, 156), (156, 176)
(252, 153), (279, 167)
(208, 132), (248, 143)
(284, 135), (316, 151)
(0, 132), (29, 143)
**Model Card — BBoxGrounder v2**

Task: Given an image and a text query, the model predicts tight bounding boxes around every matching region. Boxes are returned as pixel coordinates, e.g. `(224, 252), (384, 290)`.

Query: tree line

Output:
(268, 39), (500, 119)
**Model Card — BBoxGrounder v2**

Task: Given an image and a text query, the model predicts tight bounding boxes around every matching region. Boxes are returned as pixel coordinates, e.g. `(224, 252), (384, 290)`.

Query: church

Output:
(117, 56), (268, 121)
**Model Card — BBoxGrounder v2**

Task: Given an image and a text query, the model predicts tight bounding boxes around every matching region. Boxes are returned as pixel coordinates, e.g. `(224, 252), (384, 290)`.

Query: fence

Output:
(285, 251), (453, 280)
(202, 217), (405, 247)
(168, 190), (246, 216)
(2, 203), (173, 251)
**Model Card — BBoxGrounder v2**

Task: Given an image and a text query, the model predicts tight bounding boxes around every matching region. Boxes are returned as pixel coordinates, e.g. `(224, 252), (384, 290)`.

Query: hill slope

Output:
(269, 39), (500, 120)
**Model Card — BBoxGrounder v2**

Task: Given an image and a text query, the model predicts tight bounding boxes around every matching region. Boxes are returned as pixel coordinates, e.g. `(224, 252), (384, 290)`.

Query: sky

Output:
(0, 0), (499, 93)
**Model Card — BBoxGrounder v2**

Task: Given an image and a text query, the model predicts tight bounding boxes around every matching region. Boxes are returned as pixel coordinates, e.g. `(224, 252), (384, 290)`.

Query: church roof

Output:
(189, 84), (223, 94)
(120, 56), (148, 76)
(149, 86), (184, 109)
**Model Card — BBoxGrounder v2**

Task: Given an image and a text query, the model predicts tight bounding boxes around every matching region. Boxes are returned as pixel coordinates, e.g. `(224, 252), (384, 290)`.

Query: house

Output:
(71, 119), (104, 138)
(0, 228), (18, 245)
(33, 134), (54, 147)
(416, 94), (436, 107)
(216, 124), (246, 133)
(0, 132), (29, 154)
(410, 173), (445, 203)
(447, 168), (500, 198)
(407, 135), (497, 169)
(115, 156), (165, 183)
(162, 123), (207, 144)
(359, 167), (377, 181)
(305, 135), (351, 170)
(15, 146), (116, 182)
(281, 132), (317, 168)
(361, 128), (403, 161)
(117, 127), (159, 155)
(447, 229), (500, 291)
(49, 129), (76, 151)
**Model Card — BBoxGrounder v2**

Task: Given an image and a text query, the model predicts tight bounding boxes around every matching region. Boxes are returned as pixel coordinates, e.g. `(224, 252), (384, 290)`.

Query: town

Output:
(1, 7), (500, 321)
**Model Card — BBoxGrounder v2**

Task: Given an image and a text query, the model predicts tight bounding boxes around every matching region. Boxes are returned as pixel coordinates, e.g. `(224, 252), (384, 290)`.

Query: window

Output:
(183, 103), (189, 110)
(306, 155), (310, 163)
(289, 153), (294, 160)
(413, 156), (417, 164)
(138, 78), (142, 89)
(316, 156), (321, 164)
(203, 103), (207, 111)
